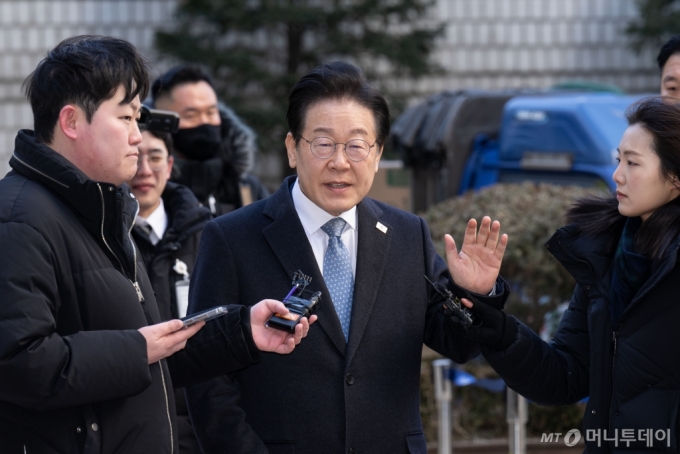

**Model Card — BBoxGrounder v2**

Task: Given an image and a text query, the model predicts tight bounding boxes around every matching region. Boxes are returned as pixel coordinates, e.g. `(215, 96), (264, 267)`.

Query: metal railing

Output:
(432, 359), (527, 454)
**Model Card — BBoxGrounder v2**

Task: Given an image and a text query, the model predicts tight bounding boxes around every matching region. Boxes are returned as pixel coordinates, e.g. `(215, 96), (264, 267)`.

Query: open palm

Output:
(445, 217), (508, 294)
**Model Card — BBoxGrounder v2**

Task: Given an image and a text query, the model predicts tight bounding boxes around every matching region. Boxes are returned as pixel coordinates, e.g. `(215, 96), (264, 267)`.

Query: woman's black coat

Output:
(485, 222), (680, 453)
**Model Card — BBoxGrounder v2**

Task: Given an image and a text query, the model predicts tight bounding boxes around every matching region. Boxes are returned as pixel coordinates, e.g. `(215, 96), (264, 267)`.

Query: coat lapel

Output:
(262, 177), (347, 356)
(346, 199), (391, 365)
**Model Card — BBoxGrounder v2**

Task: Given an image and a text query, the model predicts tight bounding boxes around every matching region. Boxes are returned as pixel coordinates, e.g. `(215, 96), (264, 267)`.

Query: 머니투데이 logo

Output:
(540, 429), (581, 447)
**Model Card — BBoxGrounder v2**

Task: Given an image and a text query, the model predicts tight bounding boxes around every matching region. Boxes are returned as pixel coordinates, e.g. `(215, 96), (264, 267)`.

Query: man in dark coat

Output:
(152, 65), (269, 215)
(185, 61), (510, 454)
(128, 130), (210, 321)
(0, 35), (313, 454)
(127, 130), (211, 453)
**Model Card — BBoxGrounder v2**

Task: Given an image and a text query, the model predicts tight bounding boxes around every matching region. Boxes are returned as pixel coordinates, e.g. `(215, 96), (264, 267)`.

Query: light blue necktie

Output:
(321, 217), (354, 341)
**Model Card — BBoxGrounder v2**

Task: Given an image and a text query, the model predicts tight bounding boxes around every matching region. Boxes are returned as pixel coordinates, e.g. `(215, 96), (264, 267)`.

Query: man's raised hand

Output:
(445, 216), (508, 294)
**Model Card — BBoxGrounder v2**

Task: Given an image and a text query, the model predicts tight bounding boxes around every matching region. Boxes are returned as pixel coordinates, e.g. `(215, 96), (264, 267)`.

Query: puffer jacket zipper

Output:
(159, 362), (174, 454)
(97, 184), (145, 302)
(608, 329), (618, 452)
(97, 183), (173, 453)
(126, 196), (145, 303)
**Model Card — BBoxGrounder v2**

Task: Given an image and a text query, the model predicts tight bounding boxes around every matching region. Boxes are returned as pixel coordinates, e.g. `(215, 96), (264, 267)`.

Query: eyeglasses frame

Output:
(137, 151), (171, 172)
(299, 136), (378, 162)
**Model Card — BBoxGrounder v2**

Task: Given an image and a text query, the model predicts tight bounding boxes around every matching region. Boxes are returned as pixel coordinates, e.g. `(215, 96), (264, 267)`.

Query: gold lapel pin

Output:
(376, 222), (388, 234)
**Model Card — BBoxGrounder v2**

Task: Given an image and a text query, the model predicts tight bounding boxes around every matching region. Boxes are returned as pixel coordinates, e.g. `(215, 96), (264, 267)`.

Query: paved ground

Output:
(428, 438), (585, 453)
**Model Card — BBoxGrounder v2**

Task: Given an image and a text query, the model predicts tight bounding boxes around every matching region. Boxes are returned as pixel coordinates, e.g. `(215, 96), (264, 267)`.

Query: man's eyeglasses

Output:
(300, 136), (376, 162)
(137, 153), (169, 172)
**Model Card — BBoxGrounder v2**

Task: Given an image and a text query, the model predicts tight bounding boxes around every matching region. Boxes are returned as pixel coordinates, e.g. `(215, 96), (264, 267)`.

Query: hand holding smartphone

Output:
(181, 306), (228, 327)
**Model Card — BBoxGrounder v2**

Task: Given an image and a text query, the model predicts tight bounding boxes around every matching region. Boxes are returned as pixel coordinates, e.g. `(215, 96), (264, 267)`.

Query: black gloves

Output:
(445, 293), (517, 351)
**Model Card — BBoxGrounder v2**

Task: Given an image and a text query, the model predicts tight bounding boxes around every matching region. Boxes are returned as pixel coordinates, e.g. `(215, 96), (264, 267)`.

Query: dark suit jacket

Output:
(186, 177), (507, 454)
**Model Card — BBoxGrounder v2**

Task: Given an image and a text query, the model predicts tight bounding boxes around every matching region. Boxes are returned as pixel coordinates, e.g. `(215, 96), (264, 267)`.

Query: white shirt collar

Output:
(136, 198), (168, 241)
(292, 179), (357, 236)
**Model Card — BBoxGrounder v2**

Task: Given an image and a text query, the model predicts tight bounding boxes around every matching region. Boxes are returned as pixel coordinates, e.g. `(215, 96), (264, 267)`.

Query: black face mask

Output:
(172, 124), (222, 161)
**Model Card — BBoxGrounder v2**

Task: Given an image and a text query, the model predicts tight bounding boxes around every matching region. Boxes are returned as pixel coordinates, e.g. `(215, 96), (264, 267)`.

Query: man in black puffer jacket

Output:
(151, 65), (269, 216)
(0, 35), (313, 454)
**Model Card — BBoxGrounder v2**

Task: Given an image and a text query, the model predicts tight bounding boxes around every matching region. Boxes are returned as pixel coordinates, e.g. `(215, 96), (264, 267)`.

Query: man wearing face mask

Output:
(151, 65), (270, 215)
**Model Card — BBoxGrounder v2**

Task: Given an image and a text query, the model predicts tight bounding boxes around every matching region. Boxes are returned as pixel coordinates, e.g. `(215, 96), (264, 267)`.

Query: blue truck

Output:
(391, 91), (647, 212)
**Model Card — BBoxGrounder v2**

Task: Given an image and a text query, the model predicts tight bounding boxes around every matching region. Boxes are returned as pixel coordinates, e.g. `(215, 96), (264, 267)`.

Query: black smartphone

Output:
(181, 306), (228, 327)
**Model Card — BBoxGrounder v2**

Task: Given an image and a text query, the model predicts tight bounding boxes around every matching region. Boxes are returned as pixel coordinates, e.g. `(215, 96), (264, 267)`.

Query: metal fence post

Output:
(506, 388), (528, 454)
(433, 359), (453, 454)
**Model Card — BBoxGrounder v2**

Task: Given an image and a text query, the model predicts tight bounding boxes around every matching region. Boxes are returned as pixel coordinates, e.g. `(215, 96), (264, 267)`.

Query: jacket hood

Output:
(10, 130), (114, 224)
(546, 221), (680, 322)
(546, 224), (615, 286)
(218, 103), (256, 176)
(161, 181), (211, 242)
(10, 130), (140, 280)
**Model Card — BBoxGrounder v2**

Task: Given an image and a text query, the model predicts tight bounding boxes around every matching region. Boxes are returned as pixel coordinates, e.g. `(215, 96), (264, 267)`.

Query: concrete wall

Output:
(389, 0), (659, 98)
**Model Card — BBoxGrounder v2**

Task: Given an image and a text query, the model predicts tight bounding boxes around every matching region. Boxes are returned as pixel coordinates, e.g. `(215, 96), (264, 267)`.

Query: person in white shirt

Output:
(128, 130), (211, 454)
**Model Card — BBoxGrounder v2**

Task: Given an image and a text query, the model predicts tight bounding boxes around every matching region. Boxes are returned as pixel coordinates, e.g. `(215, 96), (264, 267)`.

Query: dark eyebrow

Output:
(663, 75), (678, 83)
(312, 127), (333, 135)
(617, 148), (643, 157)
(124, 98), (141, 113)
(312, 127), (370, 136)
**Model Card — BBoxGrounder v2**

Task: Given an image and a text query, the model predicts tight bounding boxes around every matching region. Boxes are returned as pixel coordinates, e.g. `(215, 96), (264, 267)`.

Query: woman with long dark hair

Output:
(453, 96), (680, 453)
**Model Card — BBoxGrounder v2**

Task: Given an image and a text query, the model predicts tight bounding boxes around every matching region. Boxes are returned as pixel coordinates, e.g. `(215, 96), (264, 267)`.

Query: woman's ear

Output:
(672, 175), (680, 190)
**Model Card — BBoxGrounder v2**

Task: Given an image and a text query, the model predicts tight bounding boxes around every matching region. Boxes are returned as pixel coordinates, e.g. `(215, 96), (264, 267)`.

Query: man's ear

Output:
(374, 145), (383, 173)
(166, 155), (174, 180)
(57, 105), (80, 140)
(285, 132), (298, 169)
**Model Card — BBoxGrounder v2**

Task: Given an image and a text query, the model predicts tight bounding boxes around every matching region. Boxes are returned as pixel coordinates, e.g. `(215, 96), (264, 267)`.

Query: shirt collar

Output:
(136, 198), (168, 240)
(292, 179), (357, 235)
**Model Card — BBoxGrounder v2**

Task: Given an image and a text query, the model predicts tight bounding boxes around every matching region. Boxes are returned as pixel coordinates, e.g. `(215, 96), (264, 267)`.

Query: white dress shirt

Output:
(291, 179), (357, 277)
(135, 198), (168, 246)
